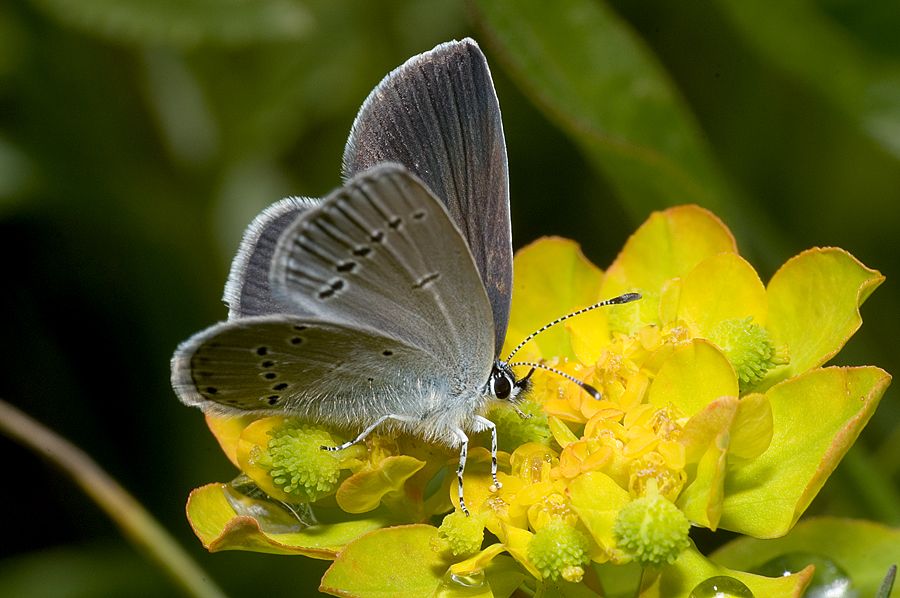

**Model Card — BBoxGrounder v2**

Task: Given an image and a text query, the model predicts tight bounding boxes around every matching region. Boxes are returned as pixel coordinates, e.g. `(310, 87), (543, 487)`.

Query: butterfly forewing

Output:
(269, 164), (496, 378)
(172, 164), (497, 426)
(223, 196), (318, 318)
(172, 315), (449, 426)
(342, 39), (512, 354)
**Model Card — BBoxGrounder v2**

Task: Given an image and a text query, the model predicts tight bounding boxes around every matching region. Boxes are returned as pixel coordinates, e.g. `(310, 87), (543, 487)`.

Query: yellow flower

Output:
(185, 207), (889, 598)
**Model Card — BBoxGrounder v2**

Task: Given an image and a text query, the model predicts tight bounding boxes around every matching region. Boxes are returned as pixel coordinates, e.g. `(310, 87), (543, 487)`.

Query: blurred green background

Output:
(1, 0), (897, 595)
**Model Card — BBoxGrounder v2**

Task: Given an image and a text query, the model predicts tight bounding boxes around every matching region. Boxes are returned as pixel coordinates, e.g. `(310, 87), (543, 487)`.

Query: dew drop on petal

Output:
(690, 576), (753, 598)
(754, 552), (856, 598)
(439, 570), (486, 597)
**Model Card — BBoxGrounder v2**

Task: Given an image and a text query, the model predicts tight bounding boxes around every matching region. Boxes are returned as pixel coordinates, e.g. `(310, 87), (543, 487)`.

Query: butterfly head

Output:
(488, 361), (533, 403)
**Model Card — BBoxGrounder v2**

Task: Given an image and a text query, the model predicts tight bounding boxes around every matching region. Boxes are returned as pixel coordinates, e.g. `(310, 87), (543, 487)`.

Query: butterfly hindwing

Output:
(223, 196), (318, 318)
(269, 163), (496, 377)
(171, 314), (450, 426)
(342, 39), (512, 354)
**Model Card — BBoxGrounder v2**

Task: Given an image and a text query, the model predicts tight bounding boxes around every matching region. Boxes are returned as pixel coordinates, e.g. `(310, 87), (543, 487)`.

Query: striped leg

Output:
(473, 415), (502, 491)
(452, 428), (471, 516)
(320, 414), (416, 451)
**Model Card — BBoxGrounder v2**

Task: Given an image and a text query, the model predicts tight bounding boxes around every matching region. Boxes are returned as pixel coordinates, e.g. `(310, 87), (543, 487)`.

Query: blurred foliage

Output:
(0, 0), (897, 595)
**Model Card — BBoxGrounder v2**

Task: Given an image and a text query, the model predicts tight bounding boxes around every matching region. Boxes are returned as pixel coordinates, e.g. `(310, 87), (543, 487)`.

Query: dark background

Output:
(0, 0), (897, 595)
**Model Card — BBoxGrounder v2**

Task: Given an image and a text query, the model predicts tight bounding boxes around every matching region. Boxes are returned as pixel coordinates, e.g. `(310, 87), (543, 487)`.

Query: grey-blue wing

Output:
(341, 39), (512, 355)
(171, 314), (449, 428)
(223, 196), (318, 318)
(269, 163), (496, 381)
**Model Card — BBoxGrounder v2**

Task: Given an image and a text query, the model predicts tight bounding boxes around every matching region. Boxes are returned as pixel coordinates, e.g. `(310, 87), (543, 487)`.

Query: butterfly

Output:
(171, 39), (637, 515)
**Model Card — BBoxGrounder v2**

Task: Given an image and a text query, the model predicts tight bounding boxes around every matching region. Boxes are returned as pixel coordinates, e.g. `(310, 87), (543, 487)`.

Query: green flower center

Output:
(527, 519), (591, 582)
(436, 511), (485, 557)
(613, 492), (690, 566)
(266, 423), (342, 502)
(709, 317), (786, 390)
(487, 399), (551, 451)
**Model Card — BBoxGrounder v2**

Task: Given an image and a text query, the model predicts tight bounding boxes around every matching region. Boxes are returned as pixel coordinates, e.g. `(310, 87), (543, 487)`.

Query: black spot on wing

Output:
(318, 278), (345, 299)
(413, 272), (440, 289)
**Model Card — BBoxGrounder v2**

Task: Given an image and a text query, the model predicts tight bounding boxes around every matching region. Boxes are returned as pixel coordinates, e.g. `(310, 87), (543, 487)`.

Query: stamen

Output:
(509, 361), (602, 400)
(505, 292), (641, 362)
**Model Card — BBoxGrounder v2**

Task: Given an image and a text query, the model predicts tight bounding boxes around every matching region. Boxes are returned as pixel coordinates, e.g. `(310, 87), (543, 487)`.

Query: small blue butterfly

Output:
(171, 39), (637, 514)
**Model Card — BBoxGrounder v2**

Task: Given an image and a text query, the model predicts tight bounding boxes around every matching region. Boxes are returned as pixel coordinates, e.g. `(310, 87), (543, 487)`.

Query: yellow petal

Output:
(335, 455), (425, 514)
(449, 543), (509, 576)
(548, 416), (580, 448)
(567, 471), (632, 558)
(720, 366), (890, 537)
(729, 393), (773, 461)
(677, 253), (767, 333)
(764, 248), (884, 388)
(505, 237), (605, 360)
(205, 413), (257, 468)
(601, 206), (737, 299)
(678, 397), (738, 530)
(648, 339), (739, 416)
(497, 523), (541, 578)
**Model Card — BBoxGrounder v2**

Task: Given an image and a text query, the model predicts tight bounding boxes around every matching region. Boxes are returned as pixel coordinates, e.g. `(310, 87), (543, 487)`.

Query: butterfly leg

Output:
(472, 415), (502, 492)
(512, 404), (532, 420)
(320, 413), (417, 452)
(449, 427), (475, 516)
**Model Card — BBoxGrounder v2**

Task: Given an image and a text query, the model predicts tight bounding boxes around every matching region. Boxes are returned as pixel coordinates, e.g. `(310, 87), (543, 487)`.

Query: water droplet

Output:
(224, 475), (313, 533)
(439, 570), (486, 596)
(755, 552), (856, 598)
(690, 576), (754, 598)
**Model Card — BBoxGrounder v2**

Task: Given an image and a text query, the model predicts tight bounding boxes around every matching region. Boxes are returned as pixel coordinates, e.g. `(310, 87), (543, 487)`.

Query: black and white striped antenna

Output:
(503, 292), (640, 400)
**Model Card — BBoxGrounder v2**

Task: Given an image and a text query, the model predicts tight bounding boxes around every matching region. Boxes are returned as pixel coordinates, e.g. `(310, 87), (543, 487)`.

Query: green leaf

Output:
(763, 248), (884, 389)
(711, 517), (900, 597)
(712, 0), (900, 160)
(473, 0), (734, 217)
(185, 483), (389, 557)
(320, 525), (449, 598)
(31, 0), (313, 48)
(719, 367), (891, 537)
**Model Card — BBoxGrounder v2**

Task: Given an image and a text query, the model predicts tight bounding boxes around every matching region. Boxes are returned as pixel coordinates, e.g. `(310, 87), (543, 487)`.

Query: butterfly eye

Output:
(491, 371), (512, 399)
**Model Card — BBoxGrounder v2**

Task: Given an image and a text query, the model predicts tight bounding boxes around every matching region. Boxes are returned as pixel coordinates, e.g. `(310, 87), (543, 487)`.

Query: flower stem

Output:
(0, 399), (226, 598)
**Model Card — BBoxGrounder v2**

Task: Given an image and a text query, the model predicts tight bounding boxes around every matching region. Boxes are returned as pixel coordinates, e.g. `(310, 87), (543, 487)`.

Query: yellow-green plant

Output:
(186, 205), (893, 597)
